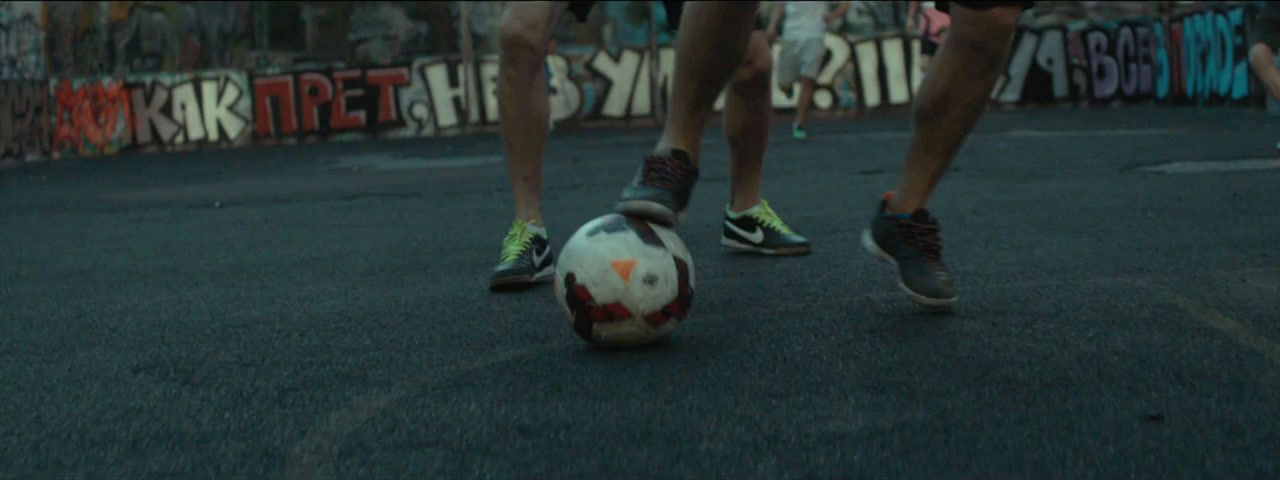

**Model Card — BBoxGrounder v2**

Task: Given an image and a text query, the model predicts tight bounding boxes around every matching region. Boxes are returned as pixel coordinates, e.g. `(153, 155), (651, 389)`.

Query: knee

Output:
(1249, 43), (1276, 70)
(499, 15), (548, 70)
(972, 6), (1022, 35)
(951, 7), (1020, 67)
(733, 32), (773, 88)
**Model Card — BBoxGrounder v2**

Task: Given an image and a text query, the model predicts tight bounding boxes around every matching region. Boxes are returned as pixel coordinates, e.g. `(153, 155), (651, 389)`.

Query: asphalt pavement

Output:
(2, 106), (1279, 478)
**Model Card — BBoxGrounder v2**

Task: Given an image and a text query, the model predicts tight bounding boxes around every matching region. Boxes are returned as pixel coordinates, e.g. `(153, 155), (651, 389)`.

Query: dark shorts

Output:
(1254, 2), (1280, 47)
(568, 1), (684, 31)
(936, 1), (1035, 14)
(922, 36), (940, 56)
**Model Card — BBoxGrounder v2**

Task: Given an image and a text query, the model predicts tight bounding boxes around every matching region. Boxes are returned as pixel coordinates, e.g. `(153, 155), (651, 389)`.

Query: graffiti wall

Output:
(994, 26), (1081, 105)
(1074, 9), (1250, 105)
(401, 53), (582, 135)
(51, 77), (132, 158)
(252, 66), (413, 141)
(128, 69), (252, 151)
(0, 3), (1268, 169)
(0, 80), (49, 165)
(992, 7), (1255, 106)
(0, 1), (45, 80)
(45, 2), (252, 78)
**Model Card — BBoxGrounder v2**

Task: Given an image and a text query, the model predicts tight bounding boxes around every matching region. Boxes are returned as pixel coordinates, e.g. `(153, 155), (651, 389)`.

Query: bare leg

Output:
(497, 2), (566, 226)
(725, 31), (772, 212)
(721, 31), (810, 255)
(654, 1), (761, 165)
(889, 4), (1020, 214)
(794, 77), (816, 129)
(1249, 43), (1280, 101)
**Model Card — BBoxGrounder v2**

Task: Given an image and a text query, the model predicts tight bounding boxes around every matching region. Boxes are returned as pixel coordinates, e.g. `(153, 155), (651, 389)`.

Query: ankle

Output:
(728, 197), (761, 215)
(882, 192), (918, 216)
(525, 222), (547, 237)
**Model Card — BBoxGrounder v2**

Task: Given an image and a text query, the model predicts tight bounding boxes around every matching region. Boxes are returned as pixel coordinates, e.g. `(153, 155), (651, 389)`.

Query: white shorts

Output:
(776, 36), (826, 86)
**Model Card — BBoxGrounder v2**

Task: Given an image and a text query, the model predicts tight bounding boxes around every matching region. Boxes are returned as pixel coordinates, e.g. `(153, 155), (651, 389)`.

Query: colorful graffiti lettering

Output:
(0, 4), (1267, 167)
(1177, 8), (1249, 103)
(1082, 22), (1157, 103)
(844, 33), (919, 111)
(1071, 7), (1253, 105)
(412, 53), (580, 132)
(252, 67), (412, 138)
(587, 47), (667, 119)
(988, 6), (1251, 106)
(52, 78), (133, 158)
(994, 26), (1077, 104)
(128, 70), (252, 149)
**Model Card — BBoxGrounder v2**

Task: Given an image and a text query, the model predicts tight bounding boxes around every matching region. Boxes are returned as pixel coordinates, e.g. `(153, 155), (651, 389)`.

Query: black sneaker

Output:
(489, 220), (555, 292)
(721, 200), (811, 255)
(860, 193), (957, 309)
(615, 149), (699, 227)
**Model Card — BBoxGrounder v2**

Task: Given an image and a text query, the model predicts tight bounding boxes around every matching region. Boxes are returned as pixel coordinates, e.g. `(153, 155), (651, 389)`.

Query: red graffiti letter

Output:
(254, 76), (296, 136)
(365, 67), (410, 124)
(330, 69), (366, 130)
(298, 73), (334, 133)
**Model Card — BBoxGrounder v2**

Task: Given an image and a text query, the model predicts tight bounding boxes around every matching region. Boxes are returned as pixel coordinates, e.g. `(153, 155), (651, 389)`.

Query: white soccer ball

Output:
(554, 213), (695, 348)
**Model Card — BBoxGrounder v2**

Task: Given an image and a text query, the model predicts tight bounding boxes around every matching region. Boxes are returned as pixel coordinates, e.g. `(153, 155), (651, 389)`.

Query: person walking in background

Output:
(909, 0), (951, 74)
(766, 1), (850, 140)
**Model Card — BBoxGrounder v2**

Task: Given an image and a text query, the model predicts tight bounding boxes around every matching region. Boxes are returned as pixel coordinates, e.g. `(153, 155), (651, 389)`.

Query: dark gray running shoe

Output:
(615, 149), (699, 227)
(861, 193), (957, 309)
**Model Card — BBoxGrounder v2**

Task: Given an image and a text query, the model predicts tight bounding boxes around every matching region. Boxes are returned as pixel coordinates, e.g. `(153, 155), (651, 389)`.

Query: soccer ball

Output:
(554, 213), (695, 348)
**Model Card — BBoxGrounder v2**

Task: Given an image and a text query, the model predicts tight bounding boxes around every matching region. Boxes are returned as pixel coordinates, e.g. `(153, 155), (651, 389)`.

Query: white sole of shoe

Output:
(615, 200), (681, 227)
(720, 236), (811, 256)
(489, 264), (555, 291)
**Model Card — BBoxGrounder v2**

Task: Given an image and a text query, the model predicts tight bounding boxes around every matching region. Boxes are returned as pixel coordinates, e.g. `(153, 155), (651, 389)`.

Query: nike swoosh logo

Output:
(724, 221), (765, 243)
(531, 244), (551, 266)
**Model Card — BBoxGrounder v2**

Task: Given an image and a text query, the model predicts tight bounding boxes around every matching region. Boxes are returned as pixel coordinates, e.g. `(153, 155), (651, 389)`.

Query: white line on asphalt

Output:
(998, 128), (1178, 138)
(833, 128), (1181, 140)
(1136, 158), (1280, 174)
(1159, 288), (1280, 368)
(283, 344), (565, 479)
(333, 153), (502, 171)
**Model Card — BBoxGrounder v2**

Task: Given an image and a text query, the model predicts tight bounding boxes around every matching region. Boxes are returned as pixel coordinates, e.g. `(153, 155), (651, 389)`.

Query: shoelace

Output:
(749, 200), (796, 234)
(897, 218), (943, 264)
(500, 221), (536, 263)
(640, 154), (695, 190)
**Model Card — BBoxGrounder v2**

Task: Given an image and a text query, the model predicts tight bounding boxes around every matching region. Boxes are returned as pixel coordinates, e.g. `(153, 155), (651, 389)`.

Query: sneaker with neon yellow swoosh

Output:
(720, 200), (810, 255)
(490, 220), (555, 291)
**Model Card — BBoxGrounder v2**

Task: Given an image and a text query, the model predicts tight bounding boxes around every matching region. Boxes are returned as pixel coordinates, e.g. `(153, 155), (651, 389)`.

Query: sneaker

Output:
(615, 149), (699, 227)
(489, 220), (555, 291)
(721, 200), (811, 255)
(792, 124), (808, 140)
(860, 193), (957, 309)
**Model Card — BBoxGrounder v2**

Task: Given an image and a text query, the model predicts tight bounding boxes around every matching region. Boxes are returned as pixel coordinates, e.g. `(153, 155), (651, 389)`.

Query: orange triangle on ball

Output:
(610, 259), (637, 284)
